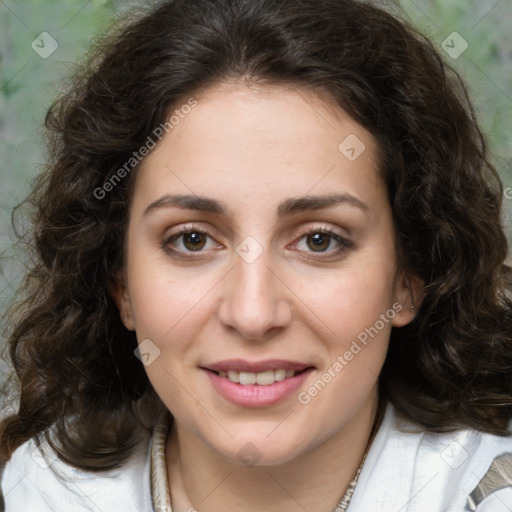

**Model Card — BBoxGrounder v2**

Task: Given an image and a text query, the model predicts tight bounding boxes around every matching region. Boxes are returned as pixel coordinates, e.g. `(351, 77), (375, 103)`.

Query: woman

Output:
(1, 0), (511, 510)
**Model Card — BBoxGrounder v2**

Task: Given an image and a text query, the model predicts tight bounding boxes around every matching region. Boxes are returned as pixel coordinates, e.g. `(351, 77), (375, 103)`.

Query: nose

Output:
(218, 249), (293, 340)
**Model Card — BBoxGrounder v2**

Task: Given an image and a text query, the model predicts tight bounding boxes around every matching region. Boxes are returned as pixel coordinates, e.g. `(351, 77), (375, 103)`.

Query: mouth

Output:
(204, 367), (313, 386)
(201, 361), (316, 407)
(201, 359), (316, 388)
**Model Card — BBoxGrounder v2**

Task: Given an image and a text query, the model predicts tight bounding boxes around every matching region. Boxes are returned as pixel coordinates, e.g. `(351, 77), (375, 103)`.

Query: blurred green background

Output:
(0, 0), (511, 409)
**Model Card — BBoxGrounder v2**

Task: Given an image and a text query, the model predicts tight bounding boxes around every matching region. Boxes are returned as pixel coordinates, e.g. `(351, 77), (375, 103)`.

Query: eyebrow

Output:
(143, 193), (369, 218)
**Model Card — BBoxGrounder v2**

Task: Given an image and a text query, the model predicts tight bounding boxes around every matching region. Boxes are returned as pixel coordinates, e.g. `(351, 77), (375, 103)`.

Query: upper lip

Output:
(203, 359), (314, 373)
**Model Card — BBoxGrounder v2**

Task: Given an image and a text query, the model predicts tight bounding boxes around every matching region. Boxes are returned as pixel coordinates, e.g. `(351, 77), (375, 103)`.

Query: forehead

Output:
(131, 82), (385, 215)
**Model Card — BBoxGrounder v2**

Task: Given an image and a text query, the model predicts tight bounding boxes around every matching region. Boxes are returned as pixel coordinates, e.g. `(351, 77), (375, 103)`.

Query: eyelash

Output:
(163, 224), (219, 257)
(296, 226), (353, 256)
(162, 223), (353, 259)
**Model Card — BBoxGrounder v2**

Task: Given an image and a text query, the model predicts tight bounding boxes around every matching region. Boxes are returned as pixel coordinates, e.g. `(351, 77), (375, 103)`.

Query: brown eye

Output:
(163, 226), (221, 256)
(306, 232), (331, 252)
(182, 231), (207, 251)
(294, 228), (353, 257)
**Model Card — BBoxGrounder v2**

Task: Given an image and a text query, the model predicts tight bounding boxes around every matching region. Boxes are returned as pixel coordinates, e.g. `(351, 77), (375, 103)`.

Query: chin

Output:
(214, 431), (312, 467)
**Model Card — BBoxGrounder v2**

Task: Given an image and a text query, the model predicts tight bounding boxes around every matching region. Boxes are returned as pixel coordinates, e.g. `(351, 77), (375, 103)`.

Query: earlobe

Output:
(391, 272), (425, 327)
(110, 273), (135, 331)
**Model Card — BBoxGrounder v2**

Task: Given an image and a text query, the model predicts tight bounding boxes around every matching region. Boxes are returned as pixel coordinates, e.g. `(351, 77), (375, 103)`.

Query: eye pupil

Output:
(307, 233), (329, 251)
(184, 232), (206, 251)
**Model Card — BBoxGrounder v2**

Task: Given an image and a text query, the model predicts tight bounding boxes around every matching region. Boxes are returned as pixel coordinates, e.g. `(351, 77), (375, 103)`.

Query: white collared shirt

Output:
(2, 403), (512, 511)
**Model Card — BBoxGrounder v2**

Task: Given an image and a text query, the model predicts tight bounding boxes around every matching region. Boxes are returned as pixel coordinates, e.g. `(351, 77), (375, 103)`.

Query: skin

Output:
(114, 81), (422, 512)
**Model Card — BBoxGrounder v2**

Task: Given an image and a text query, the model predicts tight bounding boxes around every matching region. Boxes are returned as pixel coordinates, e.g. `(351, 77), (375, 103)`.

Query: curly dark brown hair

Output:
(1, 0), (511, 471)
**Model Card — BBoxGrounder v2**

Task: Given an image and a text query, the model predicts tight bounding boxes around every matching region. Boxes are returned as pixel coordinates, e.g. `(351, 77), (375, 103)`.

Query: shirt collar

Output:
(149, 411), (172, 512)
(147, 404), (387, 512)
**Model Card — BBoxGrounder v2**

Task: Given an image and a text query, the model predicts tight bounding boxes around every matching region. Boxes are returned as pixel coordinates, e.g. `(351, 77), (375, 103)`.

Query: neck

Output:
(166, 391), (383, 512)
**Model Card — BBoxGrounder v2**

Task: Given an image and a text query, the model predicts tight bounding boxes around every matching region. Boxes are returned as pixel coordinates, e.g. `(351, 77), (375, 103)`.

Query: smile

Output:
(202, 361), (315, 407)
(216, 368), (301, 386)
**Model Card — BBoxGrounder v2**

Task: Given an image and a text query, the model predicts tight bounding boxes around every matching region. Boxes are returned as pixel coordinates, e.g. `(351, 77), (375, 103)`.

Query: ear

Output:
(110, 271), (135, 331)
(391, 270), (424, 328)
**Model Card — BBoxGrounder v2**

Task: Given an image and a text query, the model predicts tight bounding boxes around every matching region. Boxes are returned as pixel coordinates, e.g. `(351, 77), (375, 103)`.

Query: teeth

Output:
(256, 370), (275, 385)
(217, 368), (299, 386)
(274, 369), (286, 381)
(239, 371), (256, 385)
(227, 370), (238, 383)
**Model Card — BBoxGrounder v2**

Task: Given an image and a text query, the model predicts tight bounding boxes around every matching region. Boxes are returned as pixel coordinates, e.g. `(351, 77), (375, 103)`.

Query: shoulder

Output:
(1, 431), (153, 512)
(349, 403), (512, 512)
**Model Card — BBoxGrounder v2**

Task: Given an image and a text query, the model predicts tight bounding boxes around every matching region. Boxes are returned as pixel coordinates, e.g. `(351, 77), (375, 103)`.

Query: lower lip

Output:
(202, 368), (314, 407)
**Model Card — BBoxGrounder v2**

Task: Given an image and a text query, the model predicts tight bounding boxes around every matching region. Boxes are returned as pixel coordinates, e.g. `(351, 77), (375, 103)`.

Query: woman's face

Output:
(115, 82), (417, 465)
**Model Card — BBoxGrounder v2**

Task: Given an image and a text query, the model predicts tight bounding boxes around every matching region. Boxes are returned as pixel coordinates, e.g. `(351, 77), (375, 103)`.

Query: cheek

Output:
(297, 263), (395, 418)
(126, 247), (214, 341)
(301, 257), (397, 338)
